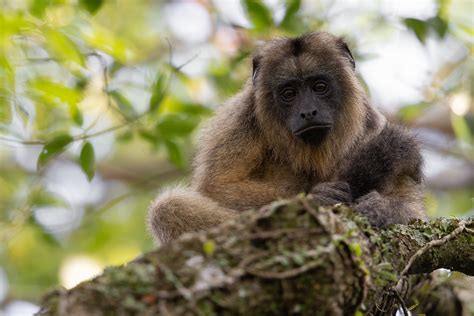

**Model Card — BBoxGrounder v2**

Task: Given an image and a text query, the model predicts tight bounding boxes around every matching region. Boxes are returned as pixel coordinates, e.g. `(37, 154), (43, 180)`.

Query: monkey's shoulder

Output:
(367, 124), (422, 167)
(193, 90), (264, 173)
(201, 90), (259, 142)
(342, 124), (423, 198)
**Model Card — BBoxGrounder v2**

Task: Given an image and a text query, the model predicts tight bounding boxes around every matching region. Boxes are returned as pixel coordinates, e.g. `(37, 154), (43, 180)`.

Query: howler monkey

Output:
(148, 32), (426, 245)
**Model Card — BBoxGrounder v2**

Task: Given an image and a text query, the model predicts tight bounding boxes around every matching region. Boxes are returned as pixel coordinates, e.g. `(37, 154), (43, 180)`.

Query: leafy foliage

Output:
(242, 0), (274, 31)
(79, 142), (95, 181)
(404, 18), (429, 43)
(149, 72), (168, 113)
(37, 134), (74, 170)
(280, 0), (302, 30)
(79, 0), (104, 15)
(0, 0), (471, 307)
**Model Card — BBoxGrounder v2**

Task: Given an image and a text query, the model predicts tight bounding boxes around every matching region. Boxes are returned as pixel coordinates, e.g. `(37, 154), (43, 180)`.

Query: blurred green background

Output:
(0, 0), (472, 314)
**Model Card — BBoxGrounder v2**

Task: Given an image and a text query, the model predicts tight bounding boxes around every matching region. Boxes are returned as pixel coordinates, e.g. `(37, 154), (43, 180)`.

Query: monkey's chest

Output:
(250, 162), (312, 195)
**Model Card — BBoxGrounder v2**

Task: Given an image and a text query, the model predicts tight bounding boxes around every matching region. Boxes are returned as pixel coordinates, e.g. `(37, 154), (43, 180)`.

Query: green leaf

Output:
(178, 103), (212, 116)
(156, 113), (199, 138)
(30, 0), (59, 17)
(29, 78), (81, 106)
(398, 103), (430, 122)
(164, 140), (185, 168)
(16, 105), (30, 127)
(83, 24), (132, 63)
(37, 134), (73, 170)
(349, 243), (362, 257)
(79, 142), (95, 181)
(79, 0), (104, 15)
(0, 103), (11, 124)
(280, 0), (301, 29)
(44, 29), (85, 67)
(242, 0), (273, 31)
(29, 188), (68, 208)
(437, 0), (450, 20)
(0, 11), (34, 35)
(451, 113), (473, 144)
(29, 78), (83, 124)
(427, 16), (448, 38)
(458, 23), (474, 37)
(404, 18), (428, 43)
(29, 219), (61, 246)
(203, 240), (216, 256)
(70, 104), (83, 126)
(0, 56), (13, 124)
(165, 99), (213, 116)
(149, 73), (167, 112)
(117, 130), (134, 143)
(138, 129), (160, 147)
(109, 90), (137, 119)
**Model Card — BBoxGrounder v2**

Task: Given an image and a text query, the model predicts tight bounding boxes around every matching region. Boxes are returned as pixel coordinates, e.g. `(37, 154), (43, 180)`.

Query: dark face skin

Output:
(272, 74), (339, 145)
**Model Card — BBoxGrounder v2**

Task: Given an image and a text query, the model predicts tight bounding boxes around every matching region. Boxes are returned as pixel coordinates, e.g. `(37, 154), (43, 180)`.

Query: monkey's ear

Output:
(252, 54), (261, 85)
(338, 39), (355, 69)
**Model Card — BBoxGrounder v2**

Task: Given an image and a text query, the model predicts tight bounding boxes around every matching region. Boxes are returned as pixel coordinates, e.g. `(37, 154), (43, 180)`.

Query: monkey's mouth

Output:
(294, 124), (332, 137)
(294, 124), (332, 145)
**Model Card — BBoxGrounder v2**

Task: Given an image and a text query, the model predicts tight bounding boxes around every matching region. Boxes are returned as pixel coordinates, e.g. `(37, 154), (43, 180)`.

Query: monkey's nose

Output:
(300, 110), (317, 119)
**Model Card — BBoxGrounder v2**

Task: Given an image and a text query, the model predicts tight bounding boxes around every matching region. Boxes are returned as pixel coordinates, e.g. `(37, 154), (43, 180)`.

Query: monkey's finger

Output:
(312, 195), (341, 206)
(312, 181), (352, 194)
(311, 186), (352, 203)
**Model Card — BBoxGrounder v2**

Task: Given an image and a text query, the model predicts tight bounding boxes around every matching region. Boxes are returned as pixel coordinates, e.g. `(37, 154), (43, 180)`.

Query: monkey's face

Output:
(272, 75), (336, 145)
(252, 32), (358, 147)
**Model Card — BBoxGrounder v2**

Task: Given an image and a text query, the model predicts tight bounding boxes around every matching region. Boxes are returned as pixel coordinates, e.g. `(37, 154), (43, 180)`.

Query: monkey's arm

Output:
(353, 176), (426, 227)
(149, 166), (290, 245)
(192, 100), (300, 211)
(310, 181), (353, 206)
(148, 187), (239, 245)
(340, 124), (426, 227)
(193, 151), (297, 211)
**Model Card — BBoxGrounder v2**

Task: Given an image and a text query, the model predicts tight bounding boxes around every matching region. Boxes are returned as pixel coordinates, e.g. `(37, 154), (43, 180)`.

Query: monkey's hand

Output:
(310, 181), (352, 206)
(353, 191), (391, 227)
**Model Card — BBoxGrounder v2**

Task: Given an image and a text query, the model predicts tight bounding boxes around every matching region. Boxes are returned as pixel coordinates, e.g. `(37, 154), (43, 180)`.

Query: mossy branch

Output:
(37, 197), (474, 315)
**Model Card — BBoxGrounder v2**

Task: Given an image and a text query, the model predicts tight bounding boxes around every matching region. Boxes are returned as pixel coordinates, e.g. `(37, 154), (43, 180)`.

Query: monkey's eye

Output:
(312, 81), (328, 94)
(281, 87), (297, 102)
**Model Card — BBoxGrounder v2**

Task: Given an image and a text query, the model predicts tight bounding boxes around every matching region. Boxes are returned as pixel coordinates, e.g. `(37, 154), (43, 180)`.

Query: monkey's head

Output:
(251, 32), (369, 174)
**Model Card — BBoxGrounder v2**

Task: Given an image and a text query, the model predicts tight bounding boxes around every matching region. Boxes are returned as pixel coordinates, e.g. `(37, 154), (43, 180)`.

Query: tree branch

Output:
(37, 197), (474, 315)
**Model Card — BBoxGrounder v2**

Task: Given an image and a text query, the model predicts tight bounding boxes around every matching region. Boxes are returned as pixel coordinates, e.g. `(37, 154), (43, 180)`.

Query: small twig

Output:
(400, 219), (471, 277)
(0, 116), (144, 146)
(0, 136), (45, 145)
(173, 53), (201, 72)
(236, 253), (265, 270)
(164, 36), (200, 72)
(245, 245), (334, 279)
(246, 259), (323, 280)
(389, 287), (409, 316)
(165, 38), (173, 68)
(88, 52), (129, 125)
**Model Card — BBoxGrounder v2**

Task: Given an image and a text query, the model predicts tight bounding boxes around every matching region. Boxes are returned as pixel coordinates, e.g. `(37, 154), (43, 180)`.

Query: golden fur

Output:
(147, 32), (424, 245)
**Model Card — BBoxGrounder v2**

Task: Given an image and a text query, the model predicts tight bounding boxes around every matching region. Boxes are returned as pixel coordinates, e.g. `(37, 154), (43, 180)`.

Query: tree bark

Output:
(37, 197), (474, 315)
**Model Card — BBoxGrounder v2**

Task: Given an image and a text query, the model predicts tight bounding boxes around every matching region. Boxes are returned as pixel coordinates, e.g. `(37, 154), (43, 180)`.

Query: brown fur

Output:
(147, 32), (425, 245)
